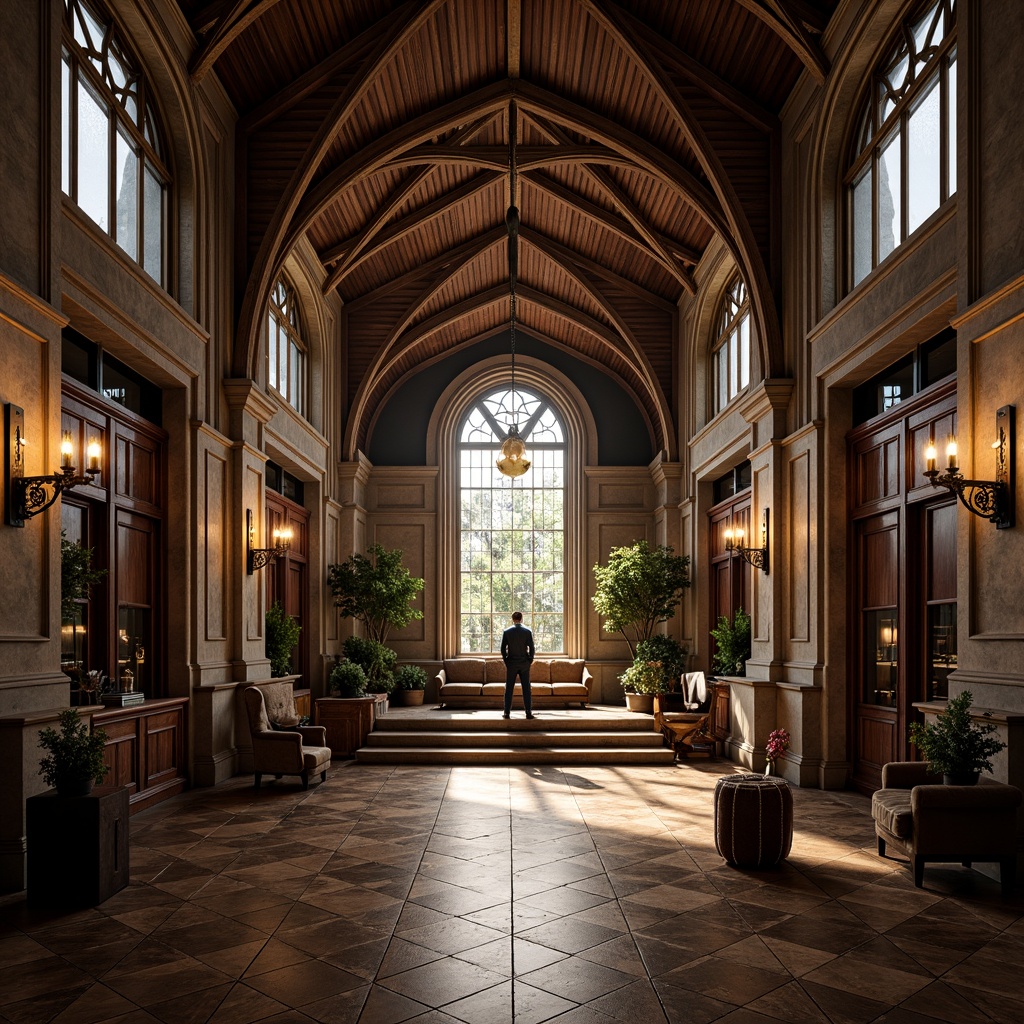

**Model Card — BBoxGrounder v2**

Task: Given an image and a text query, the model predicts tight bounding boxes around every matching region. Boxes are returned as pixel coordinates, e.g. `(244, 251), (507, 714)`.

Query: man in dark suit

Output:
(500, 610), (535, 720)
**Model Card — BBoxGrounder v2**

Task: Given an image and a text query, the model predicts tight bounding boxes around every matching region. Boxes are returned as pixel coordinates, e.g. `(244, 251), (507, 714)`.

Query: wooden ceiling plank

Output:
(730, 0), (829, 84)
(521, 226), (677, 313)
(320, 170), (504, 282)
(190, 0), (286, 84)
(322, 165), (435, 295)
(345, 225), (507, 309)
(612, 6), (778, 132)
(522, 170), (700, 268)
(190, 0), (233, 35)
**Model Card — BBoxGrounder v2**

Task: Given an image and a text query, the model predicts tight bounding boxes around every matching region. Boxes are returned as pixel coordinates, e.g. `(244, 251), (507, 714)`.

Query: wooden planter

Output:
(315, 696), (383, 757)
(625, 692), (655, 714)
(396, 689), (425, 706)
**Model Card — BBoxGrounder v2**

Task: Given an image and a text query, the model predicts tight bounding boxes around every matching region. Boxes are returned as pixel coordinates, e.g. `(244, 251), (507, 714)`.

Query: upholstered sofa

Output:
(872, 760), (1021, 894)
(435, 658), (591, 708)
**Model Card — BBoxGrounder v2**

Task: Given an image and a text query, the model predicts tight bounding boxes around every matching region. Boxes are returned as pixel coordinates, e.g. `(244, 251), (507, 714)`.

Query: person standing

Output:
(501, 610), (535, 719)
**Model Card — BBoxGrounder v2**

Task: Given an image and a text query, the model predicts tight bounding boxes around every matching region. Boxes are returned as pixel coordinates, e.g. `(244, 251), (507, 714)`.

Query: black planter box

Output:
(26, 785), (130, 907)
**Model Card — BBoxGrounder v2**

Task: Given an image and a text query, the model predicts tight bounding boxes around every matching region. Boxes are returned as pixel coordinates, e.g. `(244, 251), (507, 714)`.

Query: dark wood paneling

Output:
(927, 501), (957, 602)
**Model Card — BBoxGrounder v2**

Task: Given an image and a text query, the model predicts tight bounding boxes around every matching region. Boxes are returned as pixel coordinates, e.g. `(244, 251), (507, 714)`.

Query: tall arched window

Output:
(61, 0), (169, 286)
(848, 0), (956, 288)
(267, 276), (307, 415)
(712, 277), (750, 414)
(458, 386), (565, 654)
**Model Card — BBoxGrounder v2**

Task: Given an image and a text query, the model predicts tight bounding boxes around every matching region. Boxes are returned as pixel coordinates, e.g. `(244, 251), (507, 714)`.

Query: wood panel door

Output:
(708, 494), (752, 670)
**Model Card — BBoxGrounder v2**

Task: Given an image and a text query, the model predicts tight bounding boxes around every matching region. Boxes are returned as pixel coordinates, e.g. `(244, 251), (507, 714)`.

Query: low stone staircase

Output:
(355, 710), (675, 765)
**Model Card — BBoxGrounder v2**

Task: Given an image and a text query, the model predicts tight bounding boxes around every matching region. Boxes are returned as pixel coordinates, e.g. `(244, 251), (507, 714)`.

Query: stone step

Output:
(355, 746), (676, 765)
(363, 729), (665, 749)
(374, 714), (652, 734)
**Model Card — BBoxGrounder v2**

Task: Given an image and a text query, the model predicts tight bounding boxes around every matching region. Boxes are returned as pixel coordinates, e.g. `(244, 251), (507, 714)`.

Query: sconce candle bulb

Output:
(724, 508), (770, 575)
(922, 406), (1015, 529)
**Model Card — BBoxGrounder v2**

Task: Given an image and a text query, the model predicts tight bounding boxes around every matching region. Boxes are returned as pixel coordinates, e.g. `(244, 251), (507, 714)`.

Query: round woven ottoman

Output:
(714, 773), (793, 867)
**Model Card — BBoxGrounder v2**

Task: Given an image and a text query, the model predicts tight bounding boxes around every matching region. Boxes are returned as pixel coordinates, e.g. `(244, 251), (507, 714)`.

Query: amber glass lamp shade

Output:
(496, 427), (530, 477)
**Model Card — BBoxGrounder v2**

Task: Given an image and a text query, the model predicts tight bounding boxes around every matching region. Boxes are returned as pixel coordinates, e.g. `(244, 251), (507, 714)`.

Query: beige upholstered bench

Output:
(435, 658), (591, 708)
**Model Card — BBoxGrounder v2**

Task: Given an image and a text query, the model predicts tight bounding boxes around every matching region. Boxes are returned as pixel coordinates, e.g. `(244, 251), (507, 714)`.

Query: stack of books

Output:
(101, 691), (146, 708)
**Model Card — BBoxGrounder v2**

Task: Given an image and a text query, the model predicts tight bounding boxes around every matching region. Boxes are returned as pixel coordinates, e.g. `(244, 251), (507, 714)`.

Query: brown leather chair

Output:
(243, 686), (331, 790)
(872, 761), (1021, 894)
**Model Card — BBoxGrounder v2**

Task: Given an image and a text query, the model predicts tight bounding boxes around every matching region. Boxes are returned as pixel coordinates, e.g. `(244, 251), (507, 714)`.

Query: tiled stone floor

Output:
(2, 760), (1023, 1024)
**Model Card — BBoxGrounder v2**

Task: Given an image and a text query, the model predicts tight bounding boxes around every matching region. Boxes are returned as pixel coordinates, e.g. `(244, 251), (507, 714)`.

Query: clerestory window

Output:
(267, 276), (307, 415)
(712, 277), (751, 414)
(61, 0), (169, 287)
(847, 0), (956, 289)
(458, 387), (565, 654)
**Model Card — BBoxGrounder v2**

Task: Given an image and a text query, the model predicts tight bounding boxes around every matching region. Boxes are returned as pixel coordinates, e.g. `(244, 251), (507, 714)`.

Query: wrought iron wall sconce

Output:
(923, 405), (1015, 529)
(5, 403), (101, 527)
(724, 507), (770, 575)
(246, 508), (293, 574)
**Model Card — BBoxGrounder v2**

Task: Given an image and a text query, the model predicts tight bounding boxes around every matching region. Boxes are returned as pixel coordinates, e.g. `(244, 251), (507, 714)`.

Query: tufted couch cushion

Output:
(551, 659), (584, 683)
(445, 659), (486, 683)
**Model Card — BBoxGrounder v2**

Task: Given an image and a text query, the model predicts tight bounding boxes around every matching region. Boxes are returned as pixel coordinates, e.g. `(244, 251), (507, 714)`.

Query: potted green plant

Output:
(265, 601), (301, 678)
(592, 541), (690, 661)
(620, 659), (668, 713)
(343, 635), (397, 694)
(635, 635), (688, 693)
(710, 608), (751, 677)
(328, 544), (424, 643)
(393, 664), (428, 706)
(329, 660), (368, 698)
(38, 708), (109, 797)
(909, 689), (1006, 785)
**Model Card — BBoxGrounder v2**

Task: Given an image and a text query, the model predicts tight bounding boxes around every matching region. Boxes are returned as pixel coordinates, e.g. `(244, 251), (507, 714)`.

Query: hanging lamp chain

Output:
(506, 98), (519, 427)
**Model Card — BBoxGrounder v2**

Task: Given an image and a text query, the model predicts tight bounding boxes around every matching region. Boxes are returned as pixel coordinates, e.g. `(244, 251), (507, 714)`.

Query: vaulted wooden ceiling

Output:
(179, 0), (836, 457)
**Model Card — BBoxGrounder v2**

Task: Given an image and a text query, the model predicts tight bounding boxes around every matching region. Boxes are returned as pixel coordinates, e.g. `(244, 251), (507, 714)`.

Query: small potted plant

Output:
(909, 689), (1005, 785)
(37, 708), (109, 797)
(635, 635), (688, 693)
(393, 664), (428, 706)
(620, 659), (667, 713)
(329, 659), (368, 698)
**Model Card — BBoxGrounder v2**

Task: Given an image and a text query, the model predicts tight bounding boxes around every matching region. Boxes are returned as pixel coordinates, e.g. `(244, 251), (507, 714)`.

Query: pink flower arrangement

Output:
(764, 728), (791, 775)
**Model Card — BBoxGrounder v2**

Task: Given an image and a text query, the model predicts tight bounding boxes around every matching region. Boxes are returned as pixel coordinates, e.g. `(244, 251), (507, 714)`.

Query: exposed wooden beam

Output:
(319, 170), (504, 282)
(321, 165), (435, 296)
(345, 225), (508, 309)
(521, 227), (678, 312)
(393, 143), (627, 171)
(190, 0), (286, 85)
(730, 0), (829, 84)
(522, 170), (700, 266)
(507, 0), (521, 78)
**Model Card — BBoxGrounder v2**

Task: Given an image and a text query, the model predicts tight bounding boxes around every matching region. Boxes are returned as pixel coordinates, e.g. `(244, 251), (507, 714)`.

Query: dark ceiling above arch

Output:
(178, 0), (837, 457)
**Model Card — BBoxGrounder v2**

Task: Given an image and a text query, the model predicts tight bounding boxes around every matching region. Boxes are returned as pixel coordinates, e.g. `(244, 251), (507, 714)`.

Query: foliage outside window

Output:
(712, 277), (750, 413)
(61, 0), (168, 285)
(848, 0), (956, 288)
(267, 277), (307, 415)
(459, 387), (565, 654)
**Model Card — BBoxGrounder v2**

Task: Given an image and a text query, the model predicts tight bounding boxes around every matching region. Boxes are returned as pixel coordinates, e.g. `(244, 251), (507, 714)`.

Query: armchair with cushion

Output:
(243, 685), (332, 790)
(872, 760), (1021, 894)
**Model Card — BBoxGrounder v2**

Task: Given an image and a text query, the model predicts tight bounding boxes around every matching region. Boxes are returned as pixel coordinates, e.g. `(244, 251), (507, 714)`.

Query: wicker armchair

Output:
(243, 686), (331, 790)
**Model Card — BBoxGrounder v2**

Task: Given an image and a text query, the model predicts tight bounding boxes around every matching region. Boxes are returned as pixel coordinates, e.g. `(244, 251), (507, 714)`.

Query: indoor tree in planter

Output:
(328, 544), (424, 643)
(343, 635), (397, 694)
(265, 601), (301, 677)
(38, 709), (109, 797)
(710, 607), (751, 677)
(909, 689), (1006, 784)
(635, 635), (688, 693)
(592, 540), (690, 661)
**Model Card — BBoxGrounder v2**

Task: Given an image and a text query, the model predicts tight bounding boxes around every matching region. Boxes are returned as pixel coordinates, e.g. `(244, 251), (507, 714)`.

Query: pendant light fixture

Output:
(496, 98), (531, 479)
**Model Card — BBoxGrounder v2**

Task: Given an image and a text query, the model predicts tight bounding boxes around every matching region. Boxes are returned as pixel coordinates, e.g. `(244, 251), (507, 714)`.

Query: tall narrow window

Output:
(61, 0), (169, 286)
(267, 277), (307, 415)
(459, 387), (565, 654)
(712, 277), (751, 414)
(847, 0), (956, 288)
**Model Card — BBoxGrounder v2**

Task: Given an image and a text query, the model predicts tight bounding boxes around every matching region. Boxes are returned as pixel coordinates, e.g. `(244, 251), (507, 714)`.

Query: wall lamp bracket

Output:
(246, 507), (292, 574)
(725, 507), (770, 575)
(5, 403), (101, 527)
(924, 405), (1014, 530)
